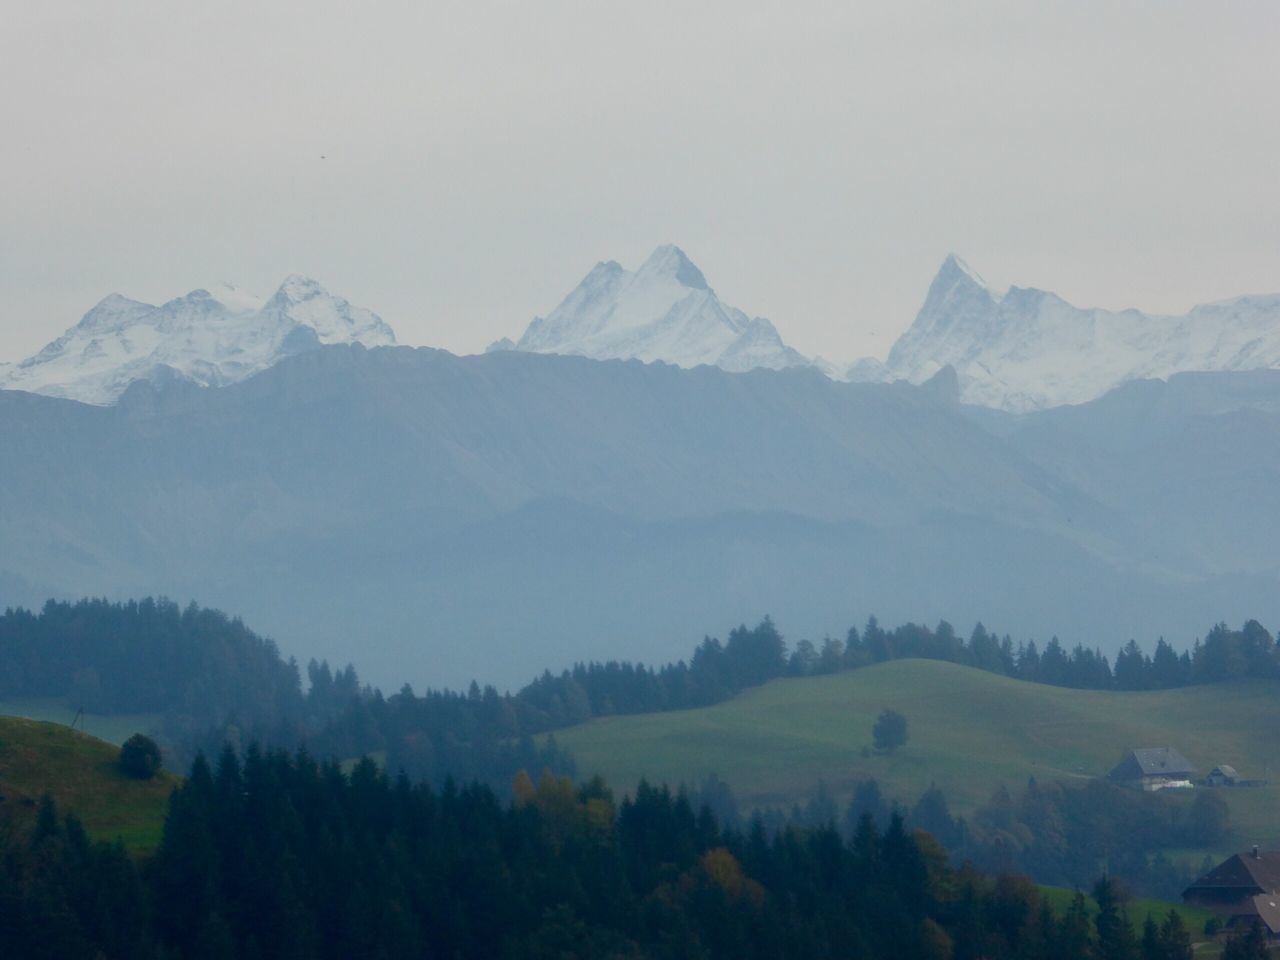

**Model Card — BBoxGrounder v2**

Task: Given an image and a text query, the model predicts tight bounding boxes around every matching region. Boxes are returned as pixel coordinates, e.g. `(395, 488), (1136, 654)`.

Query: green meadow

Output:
(554, 659), (1280, 852)
(0, 716), (173, 852)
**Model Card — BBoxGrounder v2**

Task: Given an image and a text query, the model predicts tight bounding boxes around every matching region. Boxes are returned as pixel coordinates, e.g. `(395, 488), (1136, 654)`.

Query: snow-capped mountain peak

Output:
(635, 243), (709, 290)
(2, 277), (395, 405)
(499, 245), (810, 373)
(882, 255), (1280, 412)
(937, 252), (988, 290)
(262, 275), (395, 347)
(205, 281), (266, 314)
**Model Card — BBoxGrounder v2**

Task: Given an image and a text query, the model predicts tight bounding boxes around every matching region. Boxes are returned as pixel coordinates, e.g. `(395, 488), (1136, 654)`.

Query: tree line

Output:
(733, 771), (1230, 902)
(0, 747), (1224, 960)
(306, 614), (1279, 792)
(2, 600), (1274, 796)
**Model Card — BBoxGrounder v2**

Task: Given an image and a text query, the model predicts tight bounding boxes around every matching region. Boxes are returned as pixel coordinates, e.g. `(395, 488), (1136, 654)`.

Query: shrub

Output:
(872, 709), (909, 754)
(119, 734), (162, 780)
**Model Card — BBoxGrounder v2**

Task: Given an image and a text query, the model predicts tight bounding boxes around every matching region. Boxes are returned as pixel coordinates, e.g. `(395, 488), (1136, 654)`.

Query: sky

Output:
(2, 0), (1278, 367)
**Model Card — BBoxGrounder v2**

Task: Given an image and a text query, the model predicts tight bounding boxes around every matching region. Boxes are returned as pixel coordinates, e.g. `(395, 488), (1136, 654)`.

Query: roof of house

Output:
(1107, 747), (1196, 781)
(1184, 852), (1280, 899)
(1211, 765), (1241, 780)
(1235, 895), (1280, 934)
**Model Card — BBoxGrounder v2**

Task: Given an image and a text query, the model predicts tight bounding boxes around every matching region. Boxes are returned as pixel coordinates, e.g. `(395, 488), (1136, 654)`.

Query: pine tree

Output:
(1158, 910), (1193, 960)
(1222, 920), (1270, 960)
(1093, 875), (1138, 960)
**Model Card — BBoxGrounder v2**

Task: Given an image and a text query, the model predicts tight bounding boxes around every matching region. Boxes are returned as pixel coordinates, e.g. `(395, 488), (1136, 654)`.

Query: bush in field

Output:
(119, 733), (162, 779)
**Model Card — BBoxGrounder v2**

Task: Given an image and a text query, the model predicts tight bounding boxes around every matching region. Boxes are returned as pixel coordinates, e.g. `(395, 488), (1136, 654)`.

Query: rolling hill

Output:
(0, 716), (173, 851)
(553, 659), (1280, 851)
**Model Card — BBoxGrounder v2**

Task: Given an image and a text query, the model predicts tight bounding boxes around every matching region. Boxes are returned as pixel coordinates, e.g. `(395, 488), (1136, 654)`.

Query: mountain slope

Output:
(0, 716), (173, 850)
(1, 276), (395, 404)
(2, 345), (1276, 689)
(500, 245), (810, 372)
(1005, 369), (1280, 575)
(877, 255), (1280, 412)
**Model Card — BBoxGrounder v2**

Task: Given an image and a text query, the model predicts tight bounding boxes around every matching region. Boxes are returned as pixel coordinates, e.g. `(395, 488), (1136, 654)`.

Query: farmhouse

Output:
(1106, 747), (1195, 791)
(1184, 848), (1280, 937)
(1207, 765), (1241, 787)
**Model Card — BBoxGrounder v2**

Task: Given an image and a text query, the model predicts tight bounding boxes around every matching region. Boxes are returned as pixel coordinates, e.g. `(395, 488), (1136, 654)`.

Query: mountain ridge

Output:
(499, 244), (811, 373)
(3, 344), (1277, 688)
(871, 255), (1280, 412)
(1, 276), (396, 404)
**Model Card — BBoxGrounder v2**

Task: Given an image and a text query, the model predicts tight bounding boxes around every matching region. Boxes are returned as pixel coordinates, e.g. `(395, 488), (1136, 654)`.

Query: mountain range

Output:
(1, 343), (1276, 689)
(3, 250), (1279, 687)
(7, 248), (1280, 412)
(863, 254), (1280, 412)
(0, 276), (395, 404)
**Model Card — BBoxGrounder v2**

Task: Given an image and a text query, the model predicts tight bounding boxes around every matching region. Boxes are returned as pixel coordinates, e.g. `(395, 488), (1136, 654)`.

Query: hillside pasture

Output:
(554, 659), (1280, 852)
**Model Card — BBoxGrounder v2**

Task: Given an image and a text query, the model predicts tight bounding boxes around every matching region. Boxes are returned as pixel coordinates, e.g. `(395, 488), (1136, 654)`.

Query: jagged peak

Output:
(274, 274), (328, 303)
(636, 244), (708, 290)
(74, 293), (153, 329)
(94, 292), (145, 309)
(585, 260), (625, 280)
(936, 253), (988, 291)
(4, 274), (392, 404)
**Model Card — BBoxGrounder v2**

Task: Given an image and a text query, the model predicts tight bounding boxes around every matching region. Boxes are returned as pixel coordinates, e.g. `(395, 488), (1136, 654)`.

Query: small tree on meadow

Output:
(872, 708), (908, 754)
(119, 733), (162, 780)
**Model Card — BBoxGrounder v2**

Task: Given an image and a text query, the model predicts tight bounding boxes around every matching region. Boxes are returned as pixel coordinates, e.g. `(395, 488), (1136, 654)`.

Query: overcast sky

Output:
(2, 1), (1277, 366)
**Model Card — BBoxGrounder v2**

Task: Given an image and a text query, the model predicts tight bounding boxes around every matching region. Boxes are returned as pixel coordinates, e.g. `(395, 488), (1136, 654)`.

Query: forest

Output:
(2, 599), (1274, 905)
(729, 771), (1230, 903)
(0, 746), (1229, 960)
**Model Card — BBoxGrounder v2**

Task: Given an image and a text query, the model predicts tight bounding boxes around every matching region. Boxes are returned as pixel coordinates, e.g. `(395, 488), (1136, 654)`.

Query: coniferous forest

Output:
(1, 746), (1213, 960)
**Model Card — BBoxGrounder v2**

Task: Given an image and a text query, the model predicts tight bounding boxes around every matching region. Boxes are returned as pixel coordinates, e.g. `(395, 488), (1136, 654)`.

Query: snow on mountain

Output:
(845, 357), (892, 384)
(499, 245), (810, 373)
(1, 276), (396, 404)
(881, 254), (1280, 412)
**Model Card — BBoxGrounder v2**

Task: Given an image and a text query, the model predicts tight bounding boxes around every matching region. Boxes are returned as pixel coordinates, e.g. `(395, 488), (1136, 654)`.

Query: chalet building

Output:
(1106, 747), (1195, 791)
(1184, 848), (1280, 937)
(1207, 765), (1241, 787)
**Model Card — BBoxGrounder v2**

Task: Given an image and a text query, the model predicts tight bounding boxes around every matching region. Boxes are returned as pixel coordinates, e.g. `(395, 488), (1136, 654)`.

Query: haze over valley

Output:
(3, 248), (1279, 687)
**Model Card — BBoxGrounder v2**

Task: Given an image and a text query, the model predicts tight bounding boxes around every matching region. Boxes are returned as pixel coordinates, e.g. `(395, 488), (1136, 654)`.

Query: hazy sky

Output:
(3, 1), (1277, 366)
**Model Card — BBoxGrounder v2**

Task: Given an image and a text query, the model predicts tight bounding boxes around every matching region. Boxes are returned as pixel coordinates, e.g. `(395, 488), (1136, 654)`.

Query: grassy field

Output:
(554, 659), (1280, 852)
(1038, 885), (1216, 940)
(0, 716), (174, 851)
(0, 697), (159, 747)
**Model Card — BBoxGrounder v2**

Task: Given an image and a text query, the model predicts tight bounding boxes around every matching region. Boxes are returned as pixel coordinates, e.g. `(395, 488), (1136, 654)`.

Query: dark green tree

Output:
(1141, 915), (1161, 960)
(1093, 875), (1137, 960)
(119, 733), (162, 779)
(1186, 791), (1229, 845)
(872, 708), (909, 754)
(1157, 910), (1193, 960)
(1222, 920), (1269, 960)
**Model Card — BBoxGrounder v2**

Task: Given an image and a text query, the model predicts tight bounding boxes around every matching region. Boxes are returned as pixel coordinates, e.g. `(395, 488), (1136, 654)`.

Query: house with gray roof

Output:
(1106, 747), (1196, 791)
(1184, 848), (1280, 937)
(1207, 765), (1241, 787)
